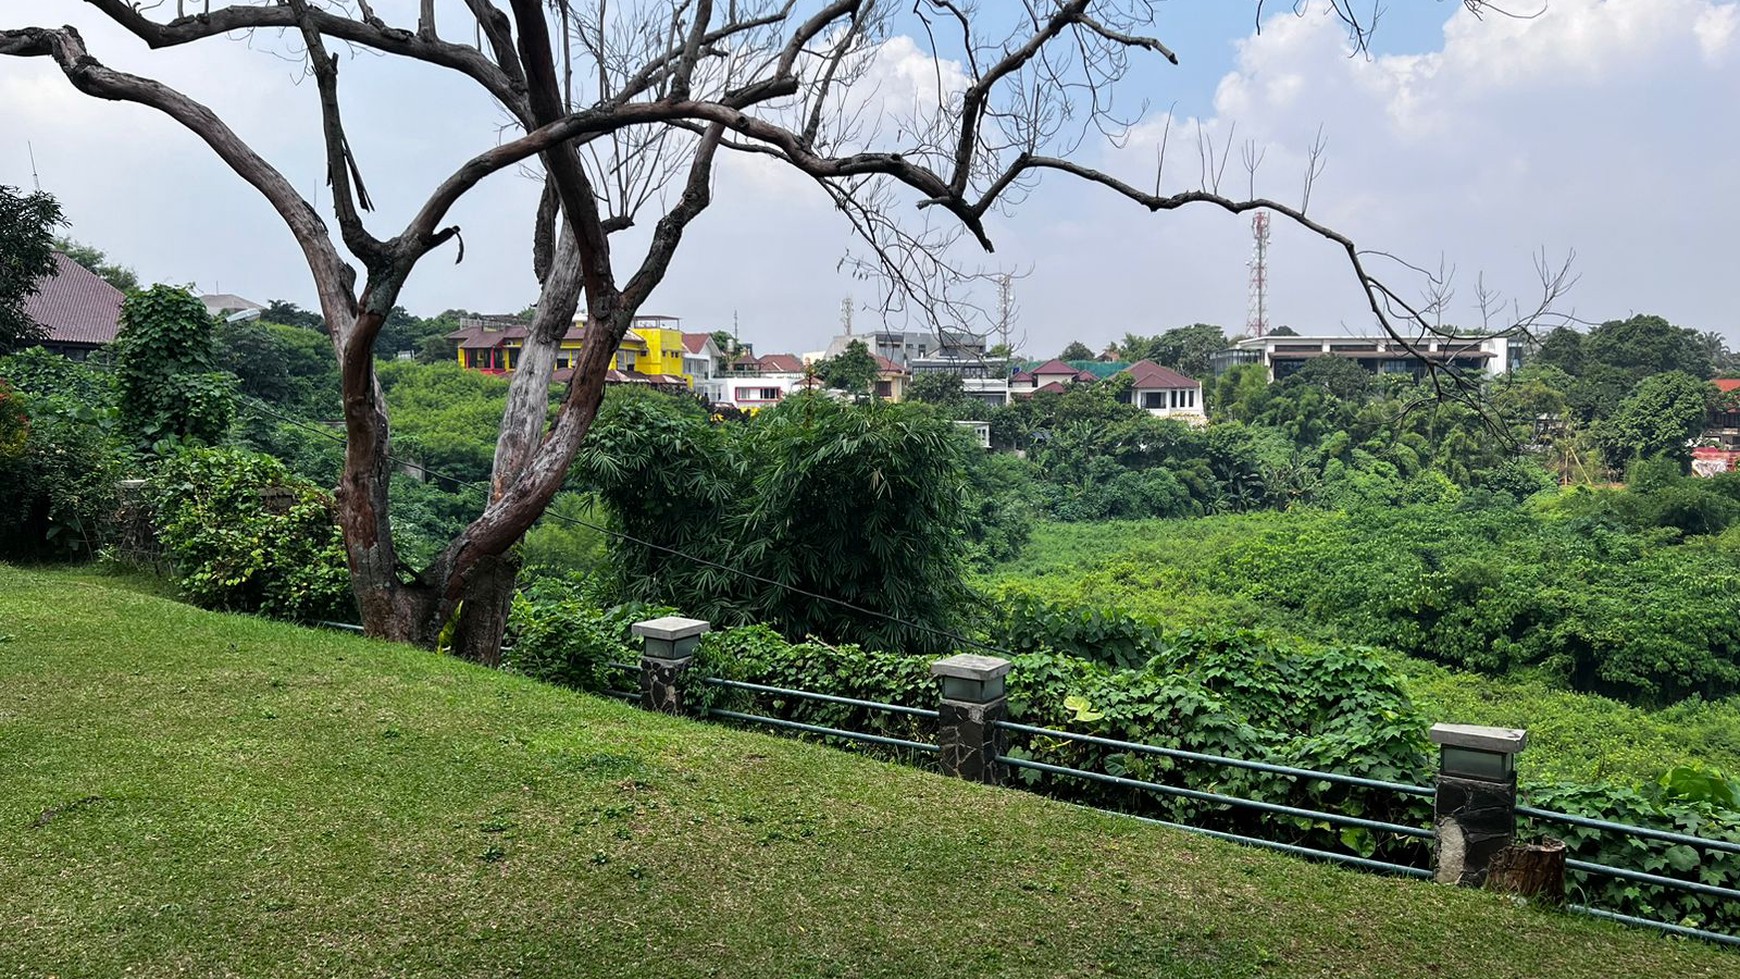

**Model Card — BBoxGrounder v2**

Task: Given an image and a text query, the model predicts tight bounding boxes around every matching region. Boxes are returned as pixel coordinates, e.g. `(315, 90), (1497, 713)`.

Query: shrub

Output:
(146, 447), (352, 620)
(0, 384), (126, 559)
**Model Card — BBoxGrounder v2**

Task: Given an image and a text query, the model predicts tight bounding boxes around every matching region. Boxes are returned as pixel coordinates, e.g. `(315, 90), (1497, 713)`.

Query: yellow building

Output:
(447, 314), (691, 389)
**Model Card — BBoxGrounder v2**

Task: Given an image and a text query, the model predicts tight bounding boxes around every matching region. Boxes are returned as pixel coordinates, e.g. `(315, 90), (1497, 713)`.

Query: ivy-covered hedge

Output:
(146, 447), (352, 621)
(505, 580), (1740, 931)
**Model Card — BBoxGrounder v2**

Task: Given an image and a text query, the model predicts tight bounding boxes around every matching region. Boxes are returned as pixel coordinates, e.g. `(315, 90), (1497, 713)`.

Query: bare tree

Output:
(1, 0), (1522, 662)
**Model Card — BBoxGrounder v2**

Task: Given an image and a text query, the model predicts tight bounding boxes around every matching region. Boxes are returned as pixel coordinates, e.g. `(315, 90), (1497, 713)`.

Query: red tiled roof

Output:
(1033, 380), (1068, 394)
(758, 353), (806, 373)
(23, 253), (123, 348)
(1030, 358), (1080, 377)
(682, 332), (714, 355)
(873, 354), (905, 373)
(1075, 370), (1099, 382)
(1123, 360), (1199, 389)
(1010, 370), (1035, 382)
(1715, 379), (1740, 393)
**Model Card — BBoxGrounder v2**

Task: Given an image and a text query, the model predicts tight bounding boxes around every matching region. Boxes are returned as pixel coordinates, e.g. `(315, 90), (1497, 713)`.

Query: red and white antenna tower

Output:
(1247, 210), (1270, 338)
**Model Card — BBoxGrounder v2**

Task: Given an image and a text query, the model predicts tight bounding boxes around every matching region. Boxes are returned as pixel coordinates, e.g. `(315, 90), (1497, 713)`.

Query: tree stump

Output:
(1485, 838), (1567, 905)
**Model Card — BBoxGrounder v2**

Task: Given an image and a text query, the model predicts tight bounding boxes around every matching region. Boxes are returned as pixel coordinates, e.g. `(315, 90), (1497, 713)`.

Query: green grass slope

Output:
(0, 566), (1729, 978)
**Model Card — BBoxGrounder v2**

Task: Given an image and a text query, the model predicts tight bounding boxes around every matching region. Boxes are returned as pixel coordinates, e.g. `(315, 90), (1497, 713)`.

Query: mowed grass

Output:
(0, 566), (1731, 978)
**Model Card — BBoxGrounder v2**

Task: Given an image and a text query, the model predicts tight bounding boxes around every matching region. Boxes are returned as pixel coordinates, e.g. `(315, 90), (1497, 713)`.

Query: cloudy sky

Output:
(2, 0), (1735, 356)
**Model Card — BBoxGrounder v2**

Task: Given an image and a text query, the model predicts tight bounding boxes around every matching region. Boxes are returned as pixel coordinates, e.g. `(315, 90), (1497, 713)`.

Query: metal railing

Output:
(316, 621), (1740, 949)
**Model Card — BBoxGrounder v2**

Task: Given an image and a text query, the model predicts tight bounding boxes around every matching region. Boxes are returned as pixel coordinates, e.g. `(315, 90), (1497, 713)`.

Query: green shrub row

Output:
(504, 581), (1740, 929)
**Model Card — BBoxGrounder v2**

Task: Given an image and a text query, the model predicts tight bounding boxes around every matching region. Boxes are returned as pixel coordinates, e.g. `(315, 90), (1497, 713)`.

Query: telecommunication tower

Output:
(1246, 210), (1270, 338)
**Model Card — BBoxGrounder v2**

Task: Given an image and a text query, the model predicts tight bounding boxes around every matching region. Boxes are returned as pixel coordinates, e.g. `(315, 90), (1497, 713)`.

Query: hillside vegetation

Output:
(2, 565), (1731, 978)
(985, 510), (1740, 786)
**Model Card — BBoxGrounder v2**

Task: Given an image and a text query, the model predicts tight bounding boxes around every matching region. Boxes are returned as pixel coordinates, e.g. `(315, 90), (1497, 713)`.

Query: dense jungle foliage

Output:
(8, 298), (1740, 931)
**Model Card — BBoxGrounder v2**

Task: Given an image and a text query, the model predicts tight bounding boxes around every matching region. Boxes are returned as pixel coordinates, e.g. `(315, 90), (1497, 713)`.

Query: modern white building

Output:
(1212, 332), (1521, 380)
(681, 332), (729, 403)
(724, 353), (808, 409)
(1118, 360), (1206, 425)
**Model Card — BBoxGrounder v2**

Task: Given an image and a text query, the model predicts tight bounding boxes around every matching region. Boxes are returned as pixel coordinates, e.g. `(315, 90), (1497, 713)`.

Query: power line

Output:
(227, 390), (1023, 660)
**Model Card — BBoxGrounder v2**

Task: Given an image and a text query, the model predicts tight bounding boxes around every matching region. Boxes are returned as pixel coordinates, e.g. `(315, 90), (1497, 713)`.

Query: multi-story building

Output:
(445, 314), (692, 391)
(1211, 332), (1521, 380)
(725, 352), (808, 409)
(682, 332), (729, 403)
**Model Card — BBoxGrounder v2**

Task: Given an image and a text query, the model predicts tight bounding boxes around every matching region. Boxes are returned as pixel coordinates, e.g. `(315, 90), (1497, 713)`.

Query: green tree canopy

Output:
(1596, 371), (1713, 469)
(907, 371), (967, 406)
(264, 299), (325, 332)
(1584, 315), (1713, 381)
(1058, 340), (1094, 360)
(816, 339), (878, 396)
(0, 186), (63, 354)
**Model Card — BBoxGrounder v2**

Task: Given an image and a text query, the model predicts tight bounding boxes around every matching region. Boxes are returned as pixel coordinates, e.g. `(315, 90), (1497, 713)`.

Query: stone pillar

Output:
(931, 653), (1012, 785)
(632, 616), (710, 716)
(1431, 723), (1528, 887)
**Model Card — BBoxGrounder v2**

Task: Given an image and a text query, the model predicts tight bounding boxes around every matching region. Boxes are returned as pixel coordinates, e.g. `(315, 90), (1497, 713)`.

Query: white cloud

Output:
(1044, 0), (1740, 347)
(1, 2), (1735, 356)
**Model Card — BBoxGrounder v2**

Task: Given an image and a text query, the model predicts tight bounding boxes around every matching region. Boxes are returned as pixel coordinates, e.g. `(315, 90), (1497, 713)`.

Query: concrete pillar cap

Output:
(930, 653), (1012, 681)
(1429, 723), (1528, 754)
(632, 616), (711, 642)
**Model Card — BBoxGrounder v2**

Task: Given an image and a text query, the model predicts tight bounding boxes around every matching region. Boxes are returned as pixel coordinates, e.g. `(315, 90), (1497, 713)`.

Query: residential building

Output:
(23, 252), (123, 359)
(1117, 360), (1206, 425)
(682, 332), (728, 403)
(726, 352), (807, 409)
(444, 314), (691, 392)
(873, 355), (908, 401)
(1693, 379), (1740, 476)
(1009, 358), (1098, 400)
(1212, 332), (1519, 380)
(826, 328), (987, 368)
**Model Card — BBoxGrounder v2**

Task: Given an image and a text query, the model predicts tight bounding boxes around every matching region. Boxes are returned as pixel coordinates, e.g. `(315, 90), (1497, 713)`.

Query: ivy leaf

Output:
(1664, 844), (1701, 873)
(1062, 694), (1104, 722)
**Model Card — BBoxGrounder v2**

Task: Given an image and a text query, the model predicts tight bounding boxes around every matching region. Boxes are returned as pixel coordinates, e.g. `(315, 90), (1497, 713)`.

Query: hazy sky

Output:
(2, 0), (1735, 356)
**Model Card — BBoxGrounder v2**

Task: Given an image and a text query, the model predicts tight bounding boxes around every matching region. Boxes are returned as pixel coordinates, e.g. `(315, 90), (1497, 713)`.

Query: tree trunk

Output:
(448, 551), (521, 667)
(1485, 838), (1567, 905)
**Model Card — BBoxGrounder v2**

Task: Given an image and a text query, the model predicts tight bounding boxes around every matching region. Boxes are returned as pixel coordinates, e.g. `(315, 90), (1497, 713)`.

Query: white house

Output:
(1120, 360), (1206, 425)
(725, 353), (808, 409)
(682, 332), (728, 403)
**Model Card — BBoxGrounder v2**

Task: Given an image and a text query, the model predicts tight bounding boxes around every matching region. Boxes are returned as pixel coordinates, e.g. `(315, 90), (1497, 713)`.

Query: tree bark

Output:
(1485, 838), (1567, 905)
(449, 551), (521, 668)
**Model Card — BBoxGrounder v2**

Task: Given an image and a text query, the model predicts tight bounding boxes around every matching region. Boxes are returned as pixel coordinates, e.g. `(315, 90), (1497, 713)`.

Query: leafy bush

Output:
(146, 447), (352, 621)
(113, 285), (236, 450)
(577, 389), (977, 656)
(0, 383), (126, 559)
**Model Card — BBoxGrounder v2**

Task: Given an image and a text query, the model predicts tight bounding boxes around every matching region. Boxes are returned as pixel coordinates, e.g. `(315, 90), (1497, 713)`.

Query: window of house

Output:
(1142, 391), (1165, 409)
(874, 380), (892, 398)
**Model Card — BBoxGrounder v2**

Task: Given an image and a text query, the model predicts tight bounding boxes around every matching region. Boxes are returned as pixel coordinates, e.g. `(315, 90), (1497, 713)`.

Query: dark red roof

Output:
(23, 253), (123, 348)
(873, 354), (905, 373)
(682, 332), (714, 355)
(1123, 360), (1199, 389)
(1030, 358), (1081, 377)
(1033, 380), (1068, 394)
(1075, 370), (1098, 382)
(743, 353), (804, 373)
(1010, 370), (1036, 382)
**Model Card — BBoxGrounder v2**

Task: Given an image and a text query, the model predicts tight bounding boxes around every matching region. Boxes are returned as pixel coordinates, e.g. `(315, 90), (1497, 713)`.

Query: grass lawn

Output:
(1, 565), (1731, 978)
